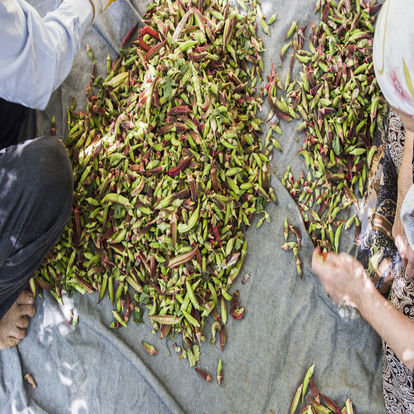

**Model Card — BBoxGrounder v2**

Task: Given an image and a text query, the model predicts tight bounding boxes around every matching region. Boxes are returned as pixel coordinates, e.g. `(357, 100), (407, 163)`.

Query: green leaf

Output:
(333, 134), (341, 156)
(132, 309), (144, 324)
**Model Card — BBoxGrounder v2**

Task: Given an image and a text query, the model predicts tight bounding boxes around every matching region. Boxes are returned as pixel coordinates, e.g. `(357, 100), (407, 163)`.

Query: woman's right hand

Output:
(393, 203), (414, 278)
(311, 247), (371, 309)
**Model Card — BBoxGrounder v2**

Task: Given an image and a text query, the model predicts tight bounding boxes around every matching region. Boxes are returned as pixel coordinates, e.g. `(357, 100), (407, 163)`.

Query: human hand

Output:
(393, 205), (414, 279)
(393, 127), (414, 279)
(397, 110), (414, 136)
(311, 247), (371, 309)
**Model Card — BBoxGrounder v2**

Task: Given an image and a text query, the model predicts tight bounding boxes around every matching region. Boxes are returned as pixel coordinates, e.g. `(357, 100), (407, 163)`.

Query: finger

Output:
(405, 255), (414, 279)
(395, 235), (408, 258)
(406, 258), (414, 274)
(311, 247), (325, 274)
(324, 251), (340, 265)
(405, 245), (414, 262)
(405, 266), (414, 279)
(312, 248), (336, 277)
(312, 246), (322, 261)
(392, 226), (397, 241)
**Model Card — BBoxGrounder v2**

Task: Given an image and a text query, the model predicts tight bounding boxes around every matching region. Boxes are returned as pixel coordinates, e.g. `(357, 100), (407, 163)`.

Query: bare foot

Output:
(0, 290), (35, 349)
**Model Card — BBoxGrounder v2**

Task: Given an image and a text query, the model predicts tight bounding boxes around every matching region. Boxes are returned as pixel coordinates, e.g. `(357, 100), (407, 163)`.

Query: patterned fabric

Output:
(358, 109), (414, 412)
(383, 271), (414, 413)
(357, 118), (399, 295)
(373, 0), (414, 118)
(388, 108), (406, 174)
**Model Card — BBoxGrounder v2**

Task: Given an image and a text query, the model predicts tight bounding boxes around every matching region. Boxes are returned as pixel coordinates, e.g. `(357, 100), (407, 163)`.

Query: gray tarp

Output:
(1, 0), (386, 413)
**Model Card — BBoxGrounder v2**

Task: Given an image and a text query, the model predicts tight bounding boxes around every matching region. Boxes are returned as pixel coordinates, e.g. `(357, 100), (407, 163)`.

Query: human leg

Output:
(0, 98), (36, 150)
(0, 135), (73, 347)
(0, 290), (35, 349)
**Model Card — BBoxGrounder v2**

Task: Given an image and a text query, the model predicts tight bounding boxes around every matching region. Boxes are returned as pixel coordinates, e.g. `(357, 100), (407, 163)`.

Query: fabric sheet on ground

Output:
(1, 0), (386, 413)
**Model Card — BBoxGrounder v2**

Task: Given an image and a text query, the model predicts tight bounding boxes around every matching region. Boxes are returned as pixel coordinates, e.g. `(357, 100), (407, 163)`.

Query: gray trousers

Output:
(0, 105), (73, 319)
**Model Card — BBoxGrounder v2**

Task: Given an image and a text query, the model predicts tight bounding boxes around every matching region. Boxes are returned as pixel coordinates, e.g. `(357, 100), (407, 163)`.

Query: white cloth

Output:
(373, 0), (414, 118)
(0, 0), (92, 110)
(401, 184), (414, 249)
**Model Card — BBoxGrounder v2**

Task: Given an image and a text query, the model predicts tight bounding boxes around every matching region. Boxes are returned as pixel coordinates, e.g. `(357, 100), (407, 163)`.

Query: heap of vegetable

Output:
(32, 0), (275, 369)
(270, 0), (385, 276)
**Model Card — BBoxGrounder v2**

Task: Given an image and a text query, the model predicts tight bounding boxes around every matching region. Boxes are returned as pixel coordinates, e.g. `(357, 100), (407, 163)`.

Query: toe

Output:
(16, 315), (30, 329)
(17, 290), (35, 305)
(18, 304), (35, 318)
(10, 326), (26, 341)
(6, 336), (20, 348)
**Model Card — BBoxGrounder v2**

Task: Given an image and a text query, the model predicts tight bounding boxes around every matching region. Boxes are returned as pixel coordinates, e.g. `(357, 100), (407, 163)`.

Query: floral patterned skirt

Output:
(358, 108), (414, 413)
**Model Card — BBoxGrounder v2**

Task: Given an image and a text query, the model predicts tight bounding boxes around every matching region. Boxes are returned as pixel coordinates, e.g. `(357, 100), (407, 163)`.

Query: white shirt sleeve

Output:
(0, 0), (93, 110)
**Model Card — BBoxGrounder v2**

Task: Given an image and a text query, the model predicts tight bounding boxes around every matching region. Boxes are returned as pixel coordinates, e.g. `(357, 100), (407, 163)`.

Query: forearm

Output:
(0, 0), (92, 110)
(357, 128), (414, 362)
(357, 279), (414, 371)
(397, 129), (414, 201)
(312, 248), (414, 371)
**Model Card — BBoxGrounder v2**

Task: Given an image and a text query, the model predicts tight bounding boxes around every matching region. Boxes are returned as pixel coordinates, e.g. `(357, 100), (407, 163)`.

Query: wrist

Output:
(351, 265), (374, 310)
(355, 274), (377, 314)
(62, 0), (94, 27)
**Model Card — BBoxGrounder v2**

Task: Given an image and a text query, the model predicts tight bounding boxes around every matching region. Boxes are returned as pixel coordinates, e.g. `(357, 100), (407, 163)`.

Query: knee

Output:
(23, 136), (73, 223)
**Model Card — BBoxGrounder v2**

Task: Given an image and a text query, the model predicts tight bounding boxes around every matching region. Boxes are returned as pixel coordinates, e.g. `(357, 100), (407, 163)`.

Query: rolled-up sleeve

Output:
(0, 0), (92, 110)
